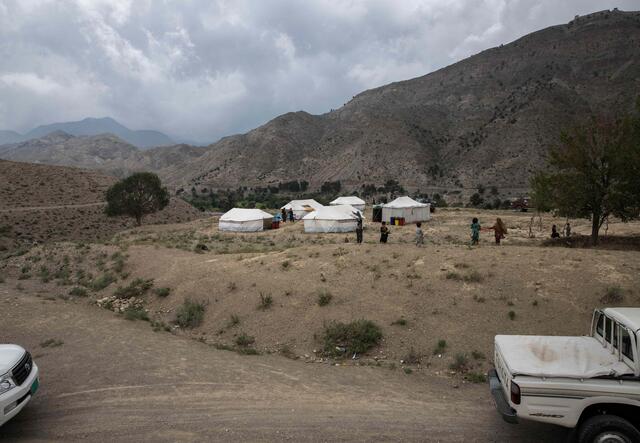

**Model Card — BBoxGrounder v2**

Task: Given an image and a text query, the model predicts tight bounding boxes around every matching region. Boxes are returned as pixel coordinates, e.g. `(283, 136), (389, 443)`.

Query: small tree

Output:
(531, 109), (640, 244)
(105, 172), (169, 226)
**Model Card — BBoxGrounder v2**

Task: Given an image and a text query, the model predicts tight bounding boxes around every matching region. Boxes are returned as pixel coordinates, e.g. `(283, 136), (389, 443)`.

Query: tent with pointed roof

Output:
(382, 196), (430, 223)
(330, 196), (365, 212)
(219, 208), (274, 232)
(303, 205), (363, 233)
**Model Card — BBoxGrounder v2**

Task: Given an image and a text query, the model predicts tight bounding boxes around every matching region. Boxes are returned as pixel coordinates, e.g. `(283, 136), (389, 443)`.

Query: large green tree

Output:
(105, 172), (170, 226)
(531, 108), (640, 245)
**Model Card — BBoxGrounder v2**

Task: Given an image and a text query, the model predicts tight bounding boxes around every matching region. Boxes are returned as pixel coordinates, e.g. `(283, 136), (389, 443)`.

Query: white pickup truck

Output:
(489, 308), (640, 442)
(0, 345), (39, 426)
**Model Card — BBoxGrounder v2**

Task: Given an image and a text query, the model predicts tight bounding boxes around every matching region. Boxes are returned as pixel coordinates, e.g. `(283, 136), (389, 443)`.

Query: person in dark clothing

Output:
(288, 208), (295, 222)
(380, 221), (389, 243)
(281, 208), (287, 223)
(551, 224), (560, 239)
(355, 212), (363, 244)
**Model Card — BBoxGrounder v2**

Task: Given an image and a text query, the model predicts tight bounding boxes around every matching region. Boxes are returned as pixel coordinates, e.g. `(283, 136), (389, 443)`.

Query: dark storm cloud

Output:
(0, 0), (636, 143)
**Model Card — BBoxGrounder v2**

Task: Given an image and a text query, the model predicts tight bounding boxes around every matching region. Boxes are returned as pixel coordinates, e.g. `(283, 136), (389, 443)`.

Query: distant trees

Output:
(530, 106), (640, 244)
(106, 172), (169, 226)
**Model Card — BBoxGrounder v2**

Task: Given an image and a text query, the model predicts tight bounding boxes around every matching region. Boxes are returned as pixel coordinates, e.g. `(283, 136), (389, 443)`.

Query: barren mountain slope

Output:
(0, 160), (203, 249)
(0, 132), (206, 178)
(170, 9), (640, 194)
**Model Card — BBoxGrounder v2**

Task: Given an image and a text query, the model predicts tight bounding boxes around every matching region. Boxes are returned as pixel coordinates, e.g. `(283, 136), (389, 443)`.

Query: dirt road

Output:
(0, 202), (105, 213)
(0, 290), (567, 442)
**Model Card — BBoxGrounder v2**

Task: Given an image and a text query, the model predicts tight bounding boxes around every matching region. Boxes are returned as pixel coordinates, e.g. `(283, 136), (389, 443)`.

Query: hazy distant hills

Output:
(1, 9), (638, 201)
(0, 131), (206, 178)
(0, 117), (176, 149)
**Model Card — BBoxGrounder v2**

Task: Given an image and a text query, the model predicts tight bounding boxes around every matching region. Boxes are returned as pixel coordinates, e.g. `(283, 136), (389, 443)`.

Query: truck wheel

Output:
(578, 415), (640, 443)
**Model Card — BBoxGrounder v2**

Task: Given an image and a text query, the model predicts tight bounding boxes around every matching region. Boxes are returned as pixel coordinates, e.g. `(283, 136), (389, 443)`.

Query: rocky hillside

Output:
(0, 132), (206, 178)
(169, 9), (640, 197)
(0, 160), (204, 252)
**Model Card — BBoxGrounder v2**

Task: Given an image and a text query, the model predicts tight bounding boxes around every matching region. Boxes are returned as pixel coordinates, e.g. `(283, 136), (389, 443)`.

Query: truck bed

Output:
(495, 335), (633, 379)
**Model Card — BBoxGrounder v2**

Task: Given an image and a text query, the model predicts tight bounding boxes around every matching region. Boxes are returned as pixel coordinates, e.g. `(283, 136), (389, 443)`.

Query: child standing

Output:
(415, 222), (424, 247)
(485, 217), (507, 245)
(380, 221), (389, 243)
(470, 217), (481, 246)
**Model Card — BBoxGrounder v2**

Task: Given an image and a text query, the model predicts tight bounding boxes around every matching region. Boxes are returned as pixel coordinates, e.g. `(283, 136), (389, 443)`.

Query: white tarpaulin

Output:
(303, 205), (362, 233)
(382, 196), (430, 223)
(219, 208), (274, 232)
(330, 196), (365, 212)
(282, 199), (324, 219)
(495, 335), (634, 379)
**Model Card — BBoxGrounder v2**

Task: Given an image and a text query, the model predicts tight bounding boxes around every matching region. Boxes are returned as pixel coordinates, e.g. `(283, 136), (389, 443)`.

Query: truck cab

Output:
(0, 345), (39, 426)
(489, 308), (640, 443)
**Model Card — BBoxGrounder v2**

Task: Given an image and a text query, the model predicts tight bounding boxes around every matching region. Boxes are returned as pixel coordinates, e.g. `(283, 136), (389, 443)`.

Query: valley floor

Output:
(1, 208), (638, 441)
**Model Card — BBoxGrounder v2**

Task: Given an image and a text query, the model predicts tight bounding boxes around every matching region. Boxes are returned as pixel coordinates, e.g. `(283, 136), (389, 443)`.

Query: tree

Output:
(530, 109), (640, 244)
(106, 172), (170, 226)
(469, 193), (484, 207)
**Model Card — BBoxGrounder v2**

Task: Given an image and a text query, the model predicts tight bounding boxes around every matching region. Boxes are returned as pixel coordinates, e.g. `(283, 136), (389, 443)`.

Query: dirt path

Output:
(0, 202), (105, 213)
(0, 290), (568, 442)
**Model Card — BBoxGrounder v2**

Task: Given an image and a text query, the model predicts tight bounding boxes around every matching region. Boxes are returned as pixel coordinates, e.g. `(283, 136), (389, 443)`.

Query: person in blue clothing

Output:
(470, 217), (481, 246)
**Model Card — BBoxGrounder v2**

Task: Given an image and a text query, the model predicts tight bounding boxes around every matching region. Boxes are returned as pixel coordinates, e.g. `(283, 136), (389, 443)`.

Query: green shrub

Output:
(69, 287), (88, 297)
(403, 347), (421, 365)
(445, 272), (462, 281)
(89, 273), (116, 291)
(317, 290), (332, 306)
(123, 306), (149, 321)
(466, 372), (487, 383)
(433, 339), (447, 355)
(228, 314), (240, 327)
(450, 353), (469, 372)
(508, 310), (516, 320)
(471, 350), (485, 360)
(258, 293), (273, 310)
(322, 319), (382, 357)
(601, 285), (624, 304)
(114, 278), (154, 299)
(176, 299), (205, 328)
(463, 271), (483, 283)
(235, 333), (255, 347)
(153, 287), (171, 297)
(391, 318), (407, 326)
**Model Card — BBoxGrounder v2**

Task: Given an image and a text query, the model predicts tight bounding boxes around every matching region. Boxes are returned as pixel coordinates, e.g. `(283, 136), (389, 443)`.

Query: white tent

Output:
(281, 199), (324, 219)
(330, 196), (366, 212)
(219, 208), (274, 232)
(303, 205), (363, 233)
(382, 196), (430, 223)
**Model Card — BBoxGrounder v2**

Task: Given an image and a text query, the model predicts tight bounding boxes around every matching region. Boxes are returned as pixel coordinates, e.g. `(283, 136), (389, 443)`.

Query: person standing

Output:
(380, 221), (389, 243)
(415, 222), (424, 247)
(551, 225), (560, 239)
(281, 208), (287, 223)
(288, 208), (295, 222)
(355, 213), (363, 244)
(470, 217), (481, 246)
(485, 217), (507, 245)
(564, 222), (571, 237)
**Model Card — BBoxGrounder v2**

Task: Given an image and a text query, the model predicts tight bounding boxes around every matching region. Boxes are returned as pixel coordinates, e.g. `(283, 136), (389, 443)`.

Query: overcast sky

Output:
(0, 0), (636, 143)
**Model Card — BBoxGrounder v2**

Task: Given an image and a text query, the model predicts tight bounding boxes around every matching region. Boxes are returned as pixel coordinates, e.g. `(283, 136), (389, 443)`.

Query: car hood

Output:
(0, 345), (26, 374)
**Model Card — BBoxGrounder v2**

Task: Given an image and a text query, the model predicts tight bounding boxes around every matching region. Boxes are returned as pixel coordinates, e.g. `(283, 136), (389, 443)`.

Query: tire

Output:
(578, 414), (640, 443)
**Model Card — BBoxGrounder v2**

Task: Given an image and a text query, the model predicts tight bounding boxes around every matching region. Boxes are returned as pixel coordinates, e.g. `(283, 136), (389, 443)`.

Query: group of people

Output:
(551, 222), (571, 239)
(277, 208), (295, 223)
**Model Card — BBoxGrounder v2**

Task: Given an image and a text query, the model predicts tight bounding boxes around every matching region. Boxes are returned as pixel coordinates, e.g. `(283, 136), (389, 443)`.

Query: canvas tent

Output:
(219, 208), (274, 232)
(281, 199), (324, 219)
(330, 196), (365, 212)
(303, 205), (363, 233)
(382, 196), (430, 223)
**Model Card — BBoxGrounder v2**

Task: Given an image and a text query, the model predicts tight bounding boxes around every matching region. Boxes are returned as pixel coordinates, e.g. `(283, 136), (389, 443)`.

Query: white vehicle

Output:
(490, 308), (640, 442)
(0, 345), (39, 426)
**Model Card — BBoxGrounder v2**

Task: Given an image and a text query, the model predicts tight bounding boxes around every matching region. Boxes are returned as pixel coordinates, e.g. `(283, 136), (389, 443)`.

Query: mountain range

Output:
(1, 9), (639, 202)
(0, 117), (177, 149)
